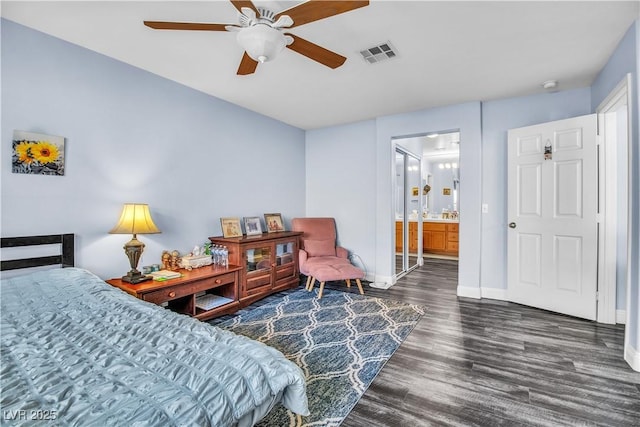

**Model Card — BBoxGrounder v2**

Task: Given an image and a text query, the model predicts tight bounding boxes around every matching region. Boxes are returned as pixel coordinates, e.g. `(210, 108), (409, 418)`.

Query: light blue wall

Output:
(591, 22), (637, 110)
(480, 88), (592, 292)
(1, 19), (306, 280)
(305, 120), (377, 277)
(591, 20), (639, 360)
(375, 103), (483, 288)
(306, 102), (483, 288)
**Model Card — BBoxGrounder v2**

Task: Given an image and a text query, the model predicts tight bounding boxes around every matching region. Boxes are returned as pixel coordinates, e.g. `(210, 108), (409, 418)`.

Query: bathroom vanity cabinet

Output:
(396, 220), (459, 257)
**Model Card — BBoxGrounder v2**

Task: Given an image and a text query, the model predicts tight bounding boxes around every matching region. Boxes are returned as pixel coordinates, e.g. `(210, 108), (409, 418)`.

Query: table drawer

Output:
(447, 223), (459, 232)
(192, 272), (236, 293)
(447, 241), (459, 251)
(448, 232), (459, 242)
(143, 283), (194, 304)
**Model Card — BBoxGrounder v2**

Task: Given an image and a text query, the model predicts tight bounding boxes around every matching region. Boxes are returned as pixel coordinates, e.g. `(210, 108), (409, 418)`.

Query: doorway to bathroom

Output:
(422, 131), (460, 261)
(394, 131), (460, 281)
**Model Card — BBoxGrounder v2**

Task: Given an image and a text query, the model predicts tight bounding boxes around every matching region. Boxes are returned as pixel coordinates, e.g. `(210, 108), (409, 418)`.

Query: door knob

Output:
(509, 222), (517, 229)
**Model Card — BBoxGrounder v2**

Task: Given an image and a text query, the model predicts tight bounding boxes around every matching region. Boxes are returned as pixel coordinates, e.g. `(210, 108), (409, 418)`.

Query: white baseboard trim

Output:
(625, 343), (640, 372)
(481, 287), (508, 301)
(616, 310), (626, 324)
(371, 273), (394, 288)
(457, 286), (481, 299)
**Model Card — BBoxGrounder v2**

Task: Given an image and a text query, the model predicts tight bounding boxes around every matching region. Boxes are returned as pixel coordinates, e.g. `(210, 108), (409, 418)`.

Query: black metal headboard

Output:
(1, 234), (75, 271)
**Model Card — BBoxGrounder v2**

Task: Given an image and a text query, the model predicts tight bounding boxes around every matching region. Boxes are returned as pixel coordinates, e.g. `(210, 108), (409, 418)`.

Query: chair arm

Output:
(336, 246), (349, 259)
(299, 249), (309, 265)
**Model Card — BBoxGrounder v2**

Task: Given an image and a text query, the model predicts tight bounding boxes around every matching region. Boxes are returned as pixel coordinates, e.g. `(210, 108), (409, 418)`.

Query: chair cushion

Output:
(301, 256), (350, 276)
(309, 263), (364, 282)
(304, 239), (336, 257)
(305, 257), (351, 267)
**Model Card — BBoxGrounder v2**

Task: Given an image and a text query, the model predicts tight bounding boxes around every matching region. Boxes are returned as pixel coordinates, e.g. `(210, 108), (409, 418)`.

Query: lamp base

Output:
(122, 271), (151, 284)
(121, 235), (150, 284)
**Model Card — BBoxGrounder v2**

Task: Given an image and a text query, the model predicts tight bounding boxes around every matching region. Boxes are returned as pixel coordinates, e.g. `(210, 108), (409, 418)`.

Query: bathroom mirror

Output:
(422, 132), (460, 219)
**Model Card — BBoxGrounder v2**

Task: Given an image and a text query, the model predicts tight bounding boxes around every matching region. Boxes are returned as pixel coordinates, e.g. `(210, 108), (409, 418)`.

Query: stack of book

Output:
(195, 294), (233, 310)
(148, 270), (181, 281)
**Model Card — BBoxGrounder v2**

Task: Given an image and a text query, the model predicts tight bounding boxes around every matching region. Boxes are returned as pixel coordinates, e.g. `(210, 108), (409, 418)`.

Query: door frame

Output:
(596, 74), (631, 325)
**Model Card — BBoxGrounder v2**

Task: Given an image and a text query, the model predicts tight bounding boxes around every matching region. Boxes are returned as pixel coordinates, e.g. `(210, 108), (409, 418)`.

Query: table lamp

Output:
(110, 203), (161, 283)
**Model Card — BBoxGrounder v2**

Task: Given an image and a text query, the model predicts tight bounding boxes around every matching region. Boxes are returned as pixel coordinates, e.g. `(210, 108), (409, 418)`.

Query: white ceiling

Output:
(2, 1), (638, 130)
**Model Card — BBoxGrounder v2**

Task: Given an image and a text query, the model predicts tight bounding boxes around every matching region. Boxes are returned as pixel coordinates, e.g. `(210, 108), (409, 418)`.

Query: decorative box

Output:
(180, 255), (213, 270)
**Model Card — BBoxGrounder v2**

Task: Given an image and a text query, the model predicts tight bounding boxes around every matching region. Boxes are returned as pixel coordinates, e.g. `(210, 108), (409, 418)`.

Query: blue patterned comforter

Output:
(0, 268), (308, 426)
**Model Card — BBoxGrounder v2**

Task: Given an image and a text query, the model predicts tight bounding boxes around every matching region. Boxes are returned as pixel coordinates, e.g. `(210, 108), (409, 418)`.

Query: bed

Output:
(0, 234), (309, 426)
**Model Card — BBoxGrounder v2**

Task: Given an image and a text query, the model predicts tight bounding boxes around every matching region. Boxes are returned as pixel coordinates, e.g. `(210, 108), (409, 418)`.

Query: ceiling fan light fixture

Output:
(236, 24), (287, 63)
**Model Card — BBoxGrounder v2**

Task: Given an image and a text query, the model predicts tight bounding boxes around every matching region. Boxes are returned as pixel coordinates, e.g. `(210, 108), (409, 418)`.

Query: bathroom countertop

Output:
(396, 218), (459, 223)
(424, 218), (459, 223)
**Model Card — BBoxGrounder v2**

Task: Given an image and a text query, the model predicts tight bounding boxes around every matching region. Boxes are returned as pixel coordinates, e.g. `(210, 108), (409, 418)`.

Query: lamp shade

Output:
(109, 204), (161, 235)
(237, 24), (287, 63)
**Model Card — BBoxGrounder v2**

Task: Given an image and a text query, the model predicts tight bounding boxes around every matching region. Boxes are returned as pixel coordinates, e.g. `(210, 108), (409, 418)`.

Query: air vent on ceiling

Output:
(360, 42), (398, 64)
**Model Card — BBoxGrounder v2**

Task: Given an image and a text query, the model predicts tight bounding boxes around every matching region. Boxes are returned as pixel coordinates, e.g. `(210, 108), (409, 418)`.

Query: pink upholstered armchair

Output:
(291, 217), (349, 274)
(291, 217), (364, 298)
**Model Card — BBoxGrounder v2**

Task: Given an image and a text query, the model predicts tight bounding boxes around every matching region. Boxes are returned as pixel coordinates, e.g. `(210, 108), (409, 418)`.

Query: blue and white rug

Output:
(214, 288), (425, 427)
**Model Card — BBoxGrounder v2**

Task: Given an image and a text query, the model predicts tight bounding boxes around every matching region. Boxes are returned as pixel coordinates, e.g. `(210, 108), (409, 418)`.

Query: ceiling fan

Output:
(144, 0), (369, 75)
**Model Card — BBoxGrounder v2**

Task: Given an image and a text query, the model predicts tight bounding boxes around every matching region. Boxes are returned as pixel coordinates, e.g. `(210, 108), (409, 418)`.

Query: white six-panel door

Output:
(507, 114), (598, 320)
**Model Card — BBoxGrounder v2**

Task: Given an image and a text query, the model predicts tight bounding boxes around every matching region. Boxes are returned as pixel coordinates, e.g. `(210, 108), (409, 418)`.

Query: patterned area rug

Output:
(213, 288), (424, 427)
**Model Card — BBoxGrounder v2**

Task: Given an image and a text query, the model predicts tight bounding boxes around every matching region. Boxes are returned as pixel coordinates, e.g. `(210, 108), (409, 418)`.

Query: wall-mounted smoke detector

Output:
(360, 42), (398, 64)
(542, 80), (558, 90)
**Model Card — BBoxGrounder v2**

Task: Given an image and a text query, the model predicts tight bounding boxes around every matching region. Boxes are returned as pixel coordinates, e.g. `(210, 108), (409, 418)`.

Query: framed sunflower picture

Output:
(12, 130), (65, 176)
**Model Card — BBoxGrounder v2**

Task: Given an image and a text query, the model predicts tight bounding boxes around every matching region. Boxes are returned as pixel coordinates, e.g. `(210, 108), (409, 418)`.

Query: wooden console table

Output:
(106, 264), (242, 321)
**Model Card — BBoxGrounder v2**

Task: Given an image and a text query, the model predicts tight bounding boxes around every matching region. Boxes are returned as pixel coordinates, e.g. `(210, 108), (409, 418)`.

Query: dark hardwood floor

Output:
(321, 258), (640, 427)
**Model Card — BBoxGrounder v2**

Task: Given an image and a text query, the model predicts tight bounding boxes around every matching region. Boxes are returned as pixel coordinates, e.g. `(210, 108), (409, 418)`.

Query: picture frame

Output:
(12, 130), (66, 176)
(243, 216), (263, 236)
(264, 213), (285, 233)
(220, 217), (243, 238)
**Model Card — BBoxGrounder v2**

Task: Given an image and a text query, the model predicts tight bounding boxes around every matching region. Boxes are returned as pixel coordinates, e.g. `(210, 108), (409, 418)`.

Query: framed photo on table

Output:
(264, 213), (285, 233)
(243, 217), (263, 236)
(220, 217), (242, 238)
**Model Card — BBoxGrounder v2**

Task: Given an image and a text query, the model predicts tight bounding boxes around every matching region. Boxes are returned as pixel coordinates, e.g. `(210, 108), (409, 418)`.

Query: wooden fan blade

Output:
(276, 1), (369, 28)
(144, 21), (230, 31)
(237, 52), (259, 75)
(230, 0), (258, 15)
(285, 34), (346, 69)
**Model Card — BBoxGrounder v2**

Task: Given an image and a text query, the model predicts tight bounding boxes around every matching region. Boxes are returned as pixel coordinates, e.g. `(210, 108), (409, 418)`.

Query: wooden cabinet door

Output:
(408, 222), (418, 252)
(430, 231), (447, 250)
(242, 241), (273, 295)
(273, 238), (297, 291)
(395, 221), (403, 252)
(423, 230), (432, 250)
